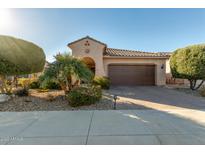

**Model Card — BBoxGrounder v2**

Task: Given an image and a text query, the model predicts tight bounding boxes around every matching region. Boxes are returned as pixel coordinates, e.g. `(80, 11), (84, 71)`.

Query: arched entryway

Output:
(82, 57), (96, 75)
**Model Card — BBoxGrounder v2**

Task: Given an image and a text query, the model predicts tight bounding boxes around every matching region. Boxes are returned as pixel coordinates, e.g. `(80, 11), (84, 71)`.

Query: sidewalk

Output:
(1, 110), (205, 145)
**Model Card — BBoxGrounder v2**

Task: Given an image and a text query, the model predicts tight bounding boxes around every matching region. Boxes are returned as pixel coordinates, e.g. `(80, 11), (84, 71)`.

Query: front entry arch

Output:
(82, 57), (96, 75)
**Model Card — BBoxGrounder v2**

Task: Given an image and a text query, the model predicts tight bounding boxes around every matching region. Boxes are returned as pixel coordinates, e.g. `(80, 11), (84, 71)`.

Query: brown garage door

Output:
(108, 64), (155, 86)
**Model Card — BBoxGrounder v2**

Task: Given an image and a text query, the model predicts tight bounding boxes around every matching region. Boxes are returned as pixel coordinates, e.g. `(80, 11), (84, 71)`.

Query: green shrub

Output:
(0, 35), (45, 76)
(200, 86), (205, 97)
(40, 79), (61, 90)
(170, 44), (205, 90)
(66, 85), (102, 107)
(14, 87), (29, 97)
(29, 81), (40, 89)
(93, 76), (110, 89)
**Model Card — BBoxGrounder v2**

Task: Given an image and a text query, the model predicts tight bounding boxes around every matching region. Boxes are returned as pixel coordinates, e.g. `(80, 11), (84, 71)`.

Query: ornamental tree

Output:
(0, 35), (46, 93)
(39, 53), (93, 94)
(170, 44), (205, 90)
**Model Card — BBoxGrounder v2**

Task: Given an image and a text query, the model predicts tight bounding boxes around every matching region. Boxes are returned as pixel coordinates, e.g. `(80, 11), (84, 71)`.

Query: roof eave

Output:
(67, 36), (107, 47)
(103, 55), (170, 59)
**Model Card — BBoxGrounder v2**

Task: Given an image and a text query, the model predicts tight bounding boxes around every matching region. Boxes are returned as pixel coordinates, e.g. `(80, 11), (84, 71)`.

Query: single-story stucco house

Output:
(68, 36), (172, 86)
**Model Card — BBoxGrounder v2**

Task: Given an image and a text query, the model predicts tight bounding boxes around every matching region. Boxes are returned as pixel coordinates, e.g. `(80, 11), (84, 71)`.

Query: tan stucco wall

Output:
(166, 59), (171, 74)
(69, 38), (106, 76)
(103, 57), (167, 86)
(69, 37), (167, 86)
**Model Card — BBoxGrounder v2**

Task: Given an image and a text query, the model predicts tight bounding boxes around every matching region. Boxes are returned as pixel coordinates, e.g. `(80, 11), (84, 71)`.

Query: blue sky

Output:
(1, 8), (205, 62)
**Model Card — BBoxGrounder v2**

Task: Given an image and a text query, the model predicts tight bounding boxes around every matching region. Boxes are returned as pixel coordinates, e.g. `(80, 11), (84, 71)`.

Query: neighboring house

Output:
(68, 36), (171, 86)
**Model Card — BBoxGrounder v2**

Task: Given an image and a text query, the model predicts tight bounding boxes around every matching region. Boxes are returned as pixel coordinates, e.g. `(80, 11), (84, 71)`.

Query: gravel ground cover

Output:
(0, 89), (114, 111)
(0, 88), (151, 112)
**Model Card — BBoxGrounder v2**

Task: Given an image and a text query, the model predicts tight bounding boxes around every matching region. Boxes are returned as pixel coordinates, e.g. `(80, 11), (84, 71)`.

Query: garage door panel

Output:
(108, 65), (155, 86)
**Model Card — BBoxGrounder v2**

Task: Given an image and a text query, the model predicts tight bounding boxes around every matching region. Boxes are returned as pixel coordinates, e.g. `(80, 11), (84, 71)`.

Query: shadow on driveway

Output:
(104, 86), (205, 124)
(105, 86), (205, 111)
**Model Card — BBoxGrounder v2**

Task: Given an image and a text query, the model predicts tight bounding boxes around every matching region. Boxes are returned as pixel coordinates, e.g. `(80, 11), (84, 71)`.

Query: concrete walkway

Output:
(1, 110), (205, 145)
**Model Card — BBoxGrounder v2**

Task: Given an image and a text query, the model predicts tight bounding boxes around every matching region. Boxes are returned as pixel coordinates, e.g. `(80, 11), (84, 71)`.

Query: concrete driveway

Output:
(105, 86), (205, 124)
(1, 109), (205, 145)
(107, 86), (205, 110)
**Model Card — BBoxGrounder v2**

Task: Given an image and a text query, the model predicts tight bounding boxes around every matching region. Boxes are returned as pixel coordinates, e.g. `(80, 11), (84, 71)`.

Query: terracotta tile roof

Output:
(68, 36), (107, 47)
(104, 48), (171, 58)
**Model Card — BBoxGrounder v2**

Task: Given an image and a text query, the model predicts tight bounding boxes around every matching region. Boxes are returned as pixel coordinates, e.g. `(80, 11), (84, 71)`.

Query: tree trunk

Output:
(14, 76), (18, 88)
(67, 75), (72, 92)
(73, 80), (80, 88)
(189, 79), (194, 90)
(59, 82), (67, 94)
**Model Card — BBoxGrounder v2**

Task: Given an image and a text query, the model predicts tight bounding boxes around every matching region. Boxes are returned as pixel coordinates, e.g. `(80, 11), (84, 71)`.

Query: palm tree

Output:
(39, 53), (93, 94)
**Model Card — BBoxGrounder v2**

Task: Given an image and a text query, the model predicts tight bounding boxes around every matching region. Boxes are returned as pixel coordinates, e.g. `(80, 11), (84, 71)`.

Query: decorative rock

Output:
(0, 94), (10, 103)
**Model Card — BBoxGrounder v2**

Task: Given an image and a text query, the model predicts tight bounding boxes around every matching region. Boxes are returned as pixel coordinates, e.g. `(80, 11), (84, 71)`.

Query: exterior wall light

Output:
(161, 64), (164, 69)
